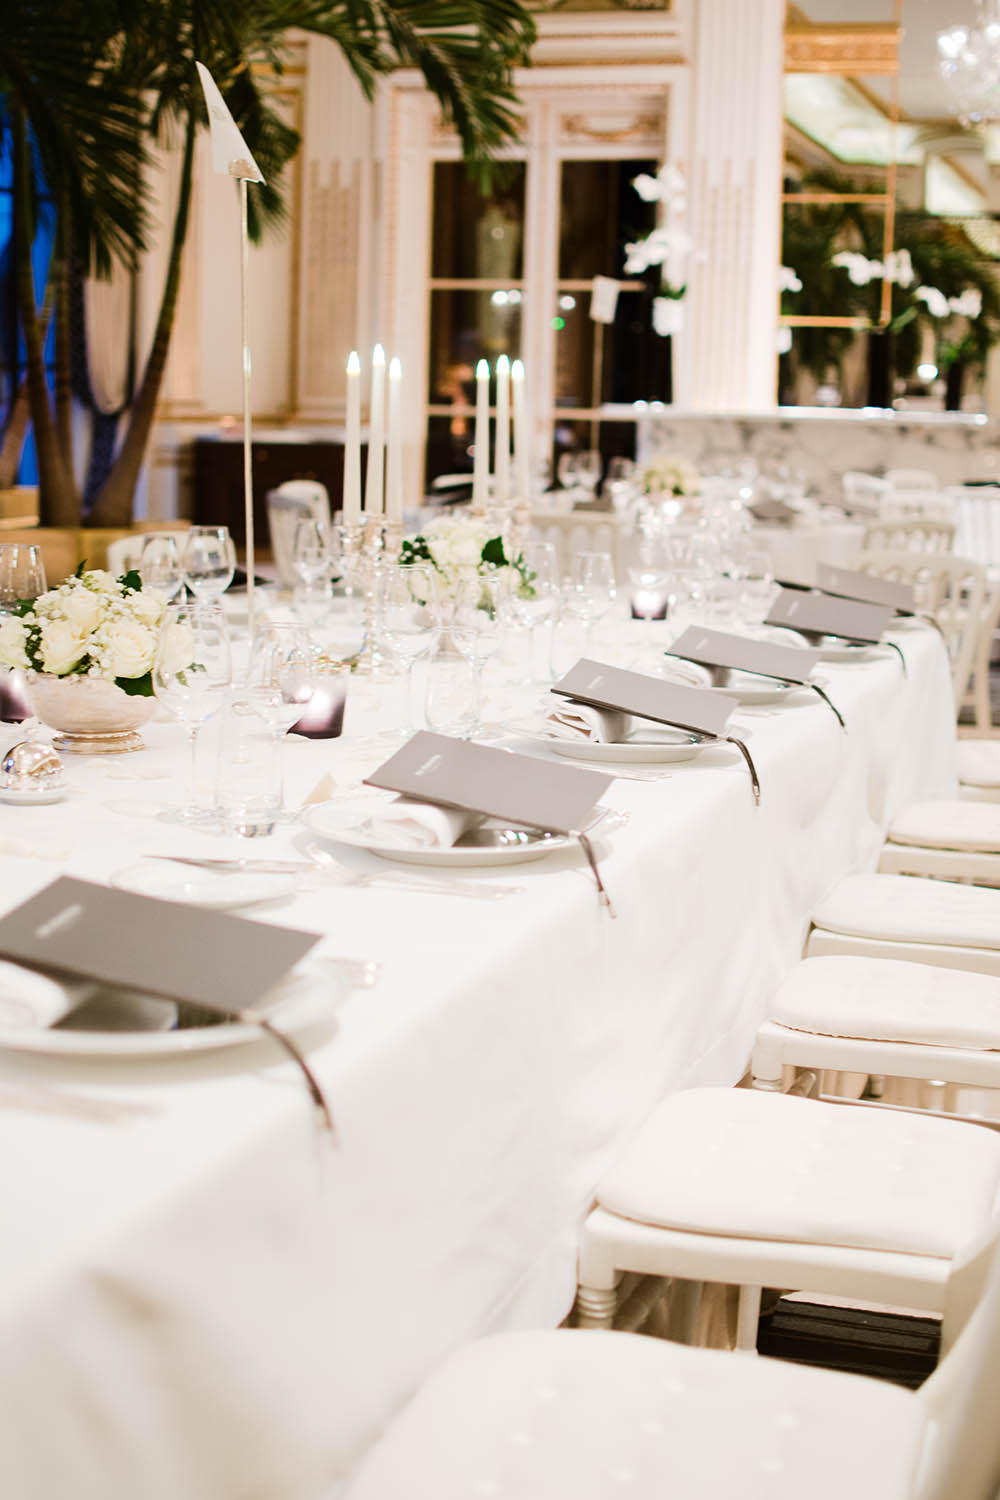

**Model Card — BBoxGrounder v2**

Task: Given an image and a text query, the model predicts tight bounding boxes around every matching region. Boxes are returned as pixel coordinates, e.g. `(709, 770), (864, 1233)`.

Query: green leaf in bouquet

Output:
(115, 671), (154, 697)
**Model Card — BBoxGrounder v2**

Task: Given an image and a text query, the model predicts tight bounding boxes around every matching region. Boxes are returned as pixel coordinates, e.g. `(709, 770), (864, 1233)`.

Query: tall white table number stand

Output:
(195, 61), (266, 646)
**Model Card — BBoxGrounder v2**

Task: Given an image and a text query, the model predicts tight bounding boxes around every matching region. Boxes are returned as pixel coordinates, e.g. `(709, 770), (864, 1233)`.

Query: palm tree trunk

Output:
(88, 116), (196, 527)
(52, 192), (75, 474)
(11, 107), (76, 526)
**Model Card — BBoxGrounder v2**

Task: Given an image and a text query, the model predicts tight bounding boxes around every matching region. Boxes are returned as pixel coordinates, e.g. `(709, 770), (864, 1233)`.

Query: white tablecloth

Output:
(0, 619), (955, 1500)
(752, 519), (865, 583)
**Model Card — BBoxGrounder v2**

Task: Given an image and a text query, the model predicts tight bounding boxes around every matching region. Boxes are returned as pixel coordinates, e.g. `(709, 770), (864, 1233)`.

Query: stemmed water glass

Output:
(292, 518), (332, 586)
(506, 540), (560, 684)
(449, 571), (507, 737)
(565, 550), (616, 656)
(574, 449), (603, 500)
(246, 623), (317, 813)
(183, 525), (236, 601)
(139, 534), (184, 603)
(0, 543), (46, 611)
(153, 604), (233, 824)
(380, 563), (442, 735)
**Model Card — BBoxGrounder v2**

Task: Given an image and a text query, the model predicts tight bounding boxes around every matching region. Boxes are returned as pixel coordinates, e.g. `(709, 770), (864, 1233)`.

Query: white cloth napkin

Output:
(659, 658), (714, 689)
(544, 704), (631, 743)
(0, 960), (96, 1030)
(366, 797), (482, 849)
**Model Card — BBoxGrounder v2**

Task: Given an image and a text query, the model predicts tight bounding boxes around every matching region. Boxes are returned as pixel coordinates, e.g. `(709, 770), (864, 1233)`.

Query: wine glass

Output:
(139, 534), (184, 604)
(153, 604), (232, 824)
(0, 543), (46, 612)
(565, 550), (616, 655)
(247, 623), (317, 735)
(506, 540), (560, 684)
(292, 517), (331, 586)
(740, 549), (776, 624)
(574, 449), (603, 499)
(183, 525), (236, 601)
(380, 563), (441, 735)
(449, 571), (507, 736)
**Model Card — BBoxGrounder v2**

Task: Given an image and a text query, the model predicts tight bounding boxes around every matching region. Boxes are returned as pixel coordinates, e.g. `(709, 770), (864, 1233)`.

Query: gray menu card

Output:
(0, 876), (320, 1012)
(750, 499), (798, 524)
(364, 731), (613, 836)
(815, 562), (916, 614)
(667, 626), (820, 684)
(766, 587), (893, 643)
(552, 659), (734, 739)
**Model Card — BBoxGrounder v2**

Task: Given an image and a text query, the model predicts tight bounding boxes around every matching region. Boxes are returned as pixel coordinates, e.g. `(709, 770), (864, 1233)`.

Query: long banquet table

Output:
(0, 615), (956, 1499)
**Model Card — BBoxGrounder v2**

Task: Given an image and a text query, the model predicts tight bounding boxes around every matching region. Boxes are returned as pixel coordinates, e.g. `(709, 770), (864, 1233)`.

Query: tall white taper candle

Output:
(365, 344), (386, 516)
(472, 358), (490, 514)
(495, 354), (510, 504)
(344, 350), (362, 524)
(387, 356), (403, 524)
(511, 358), (530, 501)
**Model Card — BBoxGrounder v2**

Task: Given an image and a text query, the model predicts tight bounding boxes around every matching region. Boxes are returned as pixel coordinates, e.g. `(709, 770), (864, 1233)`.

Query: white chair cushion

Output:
(595, 1088), (1000, 1259)
(888, 800), (1000, 853)
(958, 740), (1000, 789)
(346, 1330), (924, 1500)
(812, 874), (1000, 951)
(770, 956), (1000, 1050)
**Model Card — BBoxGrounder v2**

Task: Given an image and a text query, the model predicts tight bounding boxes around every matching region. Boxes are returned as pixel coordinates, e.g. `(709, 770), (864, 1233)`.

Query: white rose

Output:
(82, 569), (119, 594)
(0, 615), (29, 670)
(38, 618), (89, 676)
(98, 619), (158, 680)
(128, 590), (165, 627)
(156, 619), (196, 676)
(60, 586), (106, 635)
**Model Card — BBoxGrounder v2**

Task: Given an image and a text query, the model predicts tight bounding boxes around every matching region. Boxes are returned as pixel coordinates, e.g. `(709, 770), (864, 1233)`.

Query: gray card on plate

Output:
(0, 876), (320, 1013)
(364, 731), (613, 836)
(749, 499), (798, 524)
(667, 626), (820, 685)
(814, 562), (916, 614)
(552, 658), (734, 739)
(766, 587), (893, 644)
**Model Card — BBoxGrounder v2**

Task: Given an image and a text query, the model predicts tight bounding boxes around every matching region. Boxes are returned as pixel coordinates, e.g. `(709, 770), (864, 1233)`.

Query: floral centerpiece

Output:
(0, 565), (168, 751)
(641, 453), (700, 498)
(399, 513), (529, 596)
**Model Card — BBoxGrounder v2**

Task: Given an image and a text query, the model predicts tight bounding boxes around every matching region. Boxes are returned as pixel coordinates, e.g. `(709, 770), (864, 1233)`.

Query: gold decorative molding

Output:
(784, 23), (899, 76)
(560, 111), (663, 143)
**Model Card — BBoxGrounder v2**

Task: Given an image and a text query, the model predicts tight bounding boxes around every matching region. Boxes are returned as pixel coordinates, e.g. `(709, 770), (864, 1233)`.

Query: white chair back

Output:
(530, 510), (625, 585)
(266, 481), (331, 588)
(862, 518), (955, 554)
(841, 470), (890, 515)
(950, 487), (1000, 570)
(855, 549), (987, 713)
(880, 489), (955, 525)
(917, 1232), (1000, 1500)
(105, 528), (189, 577)
(886, 467), (939, 490)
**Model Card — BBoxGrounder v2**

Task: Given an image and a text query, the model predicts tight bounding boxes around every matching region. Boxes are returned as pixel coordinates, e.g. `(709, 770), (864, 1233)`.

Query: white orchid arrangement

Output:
(831, 248), (915, 289)
(624, 164), (693, 338)
(915, 285), (983, 321)
(399, 513), (528, 595)
(0, 566), (167, 695)
(641, 453), (700, 498)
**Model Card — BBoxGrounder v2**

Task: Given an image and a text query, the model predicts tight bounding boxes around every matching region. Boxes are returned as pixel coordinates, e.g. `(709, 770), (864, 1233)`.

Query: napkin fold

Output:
(367, 797), (482, 849)
(0, 960), (96, 1030)
(659, 659), (714, 689)
(545, 704), (632, 743)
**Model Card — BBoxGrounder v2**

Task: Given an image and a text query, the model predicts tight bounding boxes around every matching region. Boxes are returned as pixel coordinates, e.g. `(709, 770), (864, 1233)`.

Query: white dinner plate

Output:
(0, 963), (344, 1059)
(110, 862), (298, 909)
(812, 639), (882, 664)
(302, 801), (621, 867)
(702, 673), (800, 706)
(546, 726), (707, 765)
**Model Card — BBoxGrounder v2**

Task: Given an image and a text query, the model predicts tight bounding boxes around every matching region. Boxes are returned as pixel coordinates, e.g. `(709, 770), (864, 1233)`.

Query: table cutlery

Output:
(302, 843), (523, 900)
(147, 854), (314, 875)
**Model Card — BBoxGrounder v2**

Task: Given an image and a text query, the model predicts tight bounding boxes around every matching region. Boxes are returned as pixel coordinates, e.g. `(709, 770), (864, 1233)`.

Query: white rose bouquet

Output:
(641, 453), (700, 498)
(0, 565), (167, 696)
(399, 514), (528, 596)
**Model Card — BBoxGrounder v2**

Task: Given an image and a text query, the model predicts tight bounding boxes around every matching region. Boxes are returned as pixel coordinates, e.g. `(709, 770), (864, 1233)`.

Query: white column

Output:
(678, 0), (784, 412)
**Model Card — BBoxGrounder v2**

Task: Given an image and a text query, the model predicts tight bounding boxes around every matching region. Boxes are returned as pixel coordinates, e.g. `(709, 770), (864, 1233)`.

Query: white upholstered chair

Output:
(886, 467), (939, 491)
(957, 741), (1000, 802)
(265, 480), (331, 587)
(878, 800), (1000, 886)
(805, 873), (1000, 977)
(861, 518), (955, 553)
(751, 955), (1000, 1119)
(841, 470), (890, 514)
(854, 550), (987, 715)
(348, 1233), (1000, 1500)
(529, 510), (625, 584)
(572, 1086), (1000, 1350)
(105, 527), (190, 577)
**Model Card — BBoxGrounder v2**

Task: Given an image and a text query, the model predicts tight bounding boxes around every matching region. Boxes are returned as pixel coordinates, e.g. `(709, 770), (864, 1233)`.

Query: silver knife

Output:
(146, 855), (315, 875)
